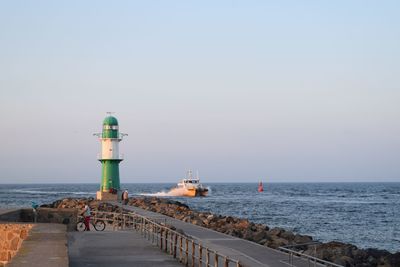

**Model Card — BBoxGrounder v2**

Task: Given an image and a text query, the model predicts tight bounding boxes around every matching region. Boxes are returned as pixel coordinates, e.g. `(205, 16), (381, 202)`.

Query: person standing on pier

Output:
(122, 190), (129, 205)
(82, 204), (91, 231)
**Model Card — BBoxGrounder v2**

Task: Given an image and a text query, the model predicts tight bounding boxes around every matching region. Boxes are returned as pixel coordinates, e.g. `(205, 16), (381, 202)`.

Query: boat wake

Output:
(140, 186), (211, 197)
(140, 187), (190, 197)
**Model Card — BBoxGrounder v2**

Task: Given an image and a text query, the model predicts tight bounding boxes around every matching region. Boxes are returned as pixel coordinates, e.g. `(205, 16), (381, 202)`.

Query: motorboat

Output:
(175, 170), (208, 197)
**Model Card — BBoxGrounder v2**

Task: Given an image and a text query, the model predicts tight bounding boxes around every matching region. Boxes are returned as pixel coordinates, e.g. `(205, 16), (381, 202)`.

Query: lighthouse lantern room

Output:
(95, 114), (126, 201)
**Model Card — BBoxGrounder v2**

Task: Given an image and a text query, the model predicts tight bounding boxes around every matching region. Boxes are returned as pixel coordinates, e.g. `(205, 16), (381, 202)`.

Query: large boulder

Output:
(267, 237), (290, 249)
(294, 234), (313, 244)
(383, 252), (400, 267)
(252, 231), (267, 243)
(268, 227), (285, 237)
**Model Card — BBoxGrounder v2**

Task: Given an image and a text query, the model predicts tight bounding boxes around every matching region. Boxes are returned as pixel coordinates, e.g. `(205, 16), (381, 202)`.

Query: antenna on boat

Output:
(196, 170), (199, 179)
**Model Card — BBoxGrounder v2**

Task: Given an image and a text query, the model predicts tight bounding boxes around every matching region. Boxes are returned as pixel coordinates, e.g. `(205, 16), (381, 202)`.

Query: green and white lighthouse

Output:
(95, 114), (127, 200)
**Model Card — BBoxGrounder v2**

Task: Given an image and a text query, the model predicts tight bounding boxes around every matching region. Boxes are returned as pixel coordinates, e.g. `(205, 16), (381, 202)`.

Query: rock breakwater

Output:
(45, 197), (399, 267)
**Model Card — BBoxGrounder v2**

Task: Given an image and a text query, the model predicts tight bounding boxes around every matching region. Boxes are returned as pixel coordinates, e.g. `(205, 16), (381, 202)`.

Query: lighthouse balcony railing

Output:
(97, 153), (124, 160)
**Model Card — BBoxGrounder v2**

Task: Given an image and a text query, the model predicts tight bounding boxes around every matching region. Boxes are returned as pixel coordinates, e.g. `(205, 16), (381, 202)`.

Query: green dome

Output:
(103, 116), (118, 126)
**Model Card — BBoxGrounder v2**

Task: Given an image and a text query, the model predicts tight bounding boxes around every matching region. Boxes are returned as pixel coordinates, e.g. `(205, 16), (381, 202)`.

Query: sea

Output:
(0, 182), (399, 253)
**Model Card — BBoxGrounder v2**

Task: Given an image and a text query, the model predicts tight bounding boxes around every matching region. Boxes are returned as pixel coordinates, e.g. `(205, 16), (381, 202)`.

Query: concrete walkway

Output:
(68, 230), (183, 267)
(118, 203), (321, 267)
(8, 223), (69, 267)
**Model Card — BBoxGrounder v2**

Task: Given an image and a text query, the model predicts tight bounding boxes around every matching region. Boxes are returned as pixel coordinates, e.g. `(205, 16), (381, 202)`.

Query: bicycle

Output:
(76, 215), (106, 231)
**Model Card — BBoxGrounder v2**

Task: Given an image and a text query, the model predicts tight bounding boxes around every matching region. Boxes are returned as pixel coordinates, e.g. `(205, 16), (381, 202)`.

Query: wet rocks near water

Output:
(303, 241), (400, 267)
(47, 197), (400, 267)
(43, 197), (123, 214)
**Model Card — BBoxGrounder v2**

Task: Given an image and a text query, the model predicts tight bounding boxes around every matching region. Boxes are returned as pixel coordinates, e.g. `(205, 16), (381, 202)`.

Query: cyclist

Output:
(82, 204), (91, 231)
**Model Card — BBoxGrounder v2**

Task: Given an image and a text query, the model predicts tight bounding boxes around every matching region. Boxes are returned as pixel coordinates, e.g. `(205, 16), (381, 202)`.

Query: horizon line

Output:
(1, 181), (399, 185)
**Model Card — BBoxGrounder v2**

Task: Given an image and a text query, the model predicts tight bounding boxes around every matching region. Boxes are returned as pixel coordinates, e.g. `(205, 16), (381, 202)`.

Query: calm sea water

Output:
(0, 183), (399, 252)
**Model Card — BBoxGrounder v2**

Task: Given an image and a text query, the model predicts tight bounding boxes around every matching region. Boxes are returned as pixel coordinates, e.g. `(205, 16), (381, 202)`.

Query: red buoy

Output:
(258, 181), (264, 192)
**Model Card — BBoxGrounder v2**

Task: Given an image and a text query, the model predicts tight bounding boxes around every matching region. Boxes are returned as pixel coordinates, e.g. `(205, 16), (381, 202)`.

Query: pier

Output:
(0, 205), (341, 267)
(111, 202), (329, 267)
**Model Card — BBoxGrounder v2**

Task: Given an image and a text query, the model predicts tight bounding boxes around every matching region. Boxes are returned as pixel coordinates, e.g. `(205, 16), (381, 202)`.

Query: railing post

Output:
(199, 244), (203, 266)
(173, 233), (178, 258)
(143, 218), (146, 238)
(154, 225), (160, 246)
(148, 222), (151, 241)
(122, 214), (125, 230)
(112, 213), (116, 231)
(179, 236), (183, 263)
(148, 221), (151, 241)
(164, 229), (168, 252)
(290, 252), (292, 266)
(143, 217), (145, 235)
(214, 253), (218, 267)
(185, 238), (189, 267)
(160, 228), (164, 250)
(170, 232), (174, 255)
(206, 248), (209, 267)
(157, 224), (160, 244)
(314, 245), (317, 267)
(130, 214), (133, 229)
(152, 224), (155, 244)
(191, 240), (195, 267)
(224, 256), (228, 267)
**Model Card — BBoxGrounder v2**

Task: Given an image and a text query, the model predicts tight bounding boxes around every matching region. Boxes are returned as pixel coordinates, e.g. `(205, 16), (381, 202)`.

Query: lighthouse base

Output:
(96, 191), (118, 201)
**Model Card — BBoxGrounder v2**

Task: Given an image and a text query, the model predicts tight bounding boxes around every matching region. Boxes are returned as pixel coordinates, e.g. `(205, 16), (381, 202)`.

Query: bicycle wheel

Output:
(94, 220), (106, 231)
(76, 221), (86, 232)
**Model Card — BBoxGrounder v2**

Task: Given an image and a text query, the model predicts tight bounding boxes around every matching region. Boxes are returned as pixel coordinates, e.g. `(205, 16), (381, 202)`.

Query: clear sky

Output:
(1, 1), (399, 183)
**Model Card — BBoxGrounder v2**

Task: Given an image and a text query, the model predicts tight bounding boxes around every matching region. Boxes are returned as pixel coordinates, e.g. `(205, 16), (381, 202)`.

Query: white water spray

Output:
(140, 187), (190, 197)
(140, 186), (212, 197)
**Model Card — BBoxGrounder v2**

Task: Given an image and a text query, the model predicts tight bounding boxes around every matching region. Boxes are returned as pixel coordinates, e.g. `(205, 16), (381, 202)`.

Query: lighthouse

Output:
(95, 114), (126, 200)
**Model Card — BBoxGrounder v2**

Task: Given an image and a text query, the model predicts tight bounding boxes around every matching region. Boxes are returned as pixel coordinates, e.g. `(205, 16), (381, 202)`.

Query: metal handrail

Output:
(87, 210), (242, 267)
(85, 211), (342, 267)
(278, 244), (344, 267)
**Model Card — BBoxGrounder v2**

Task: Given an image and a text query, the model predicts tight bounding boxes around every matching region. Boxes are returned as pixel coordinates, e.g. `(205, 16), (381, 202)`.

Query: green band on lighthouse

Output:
(99, 115), (123, 192)
(100, 159), (122, 191)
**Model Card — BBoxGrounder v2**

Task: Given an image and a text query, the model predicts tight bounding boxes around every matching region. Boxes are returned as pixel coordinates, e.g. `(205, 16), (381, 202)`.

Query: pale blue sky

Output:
(1, 1), (399, 183)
